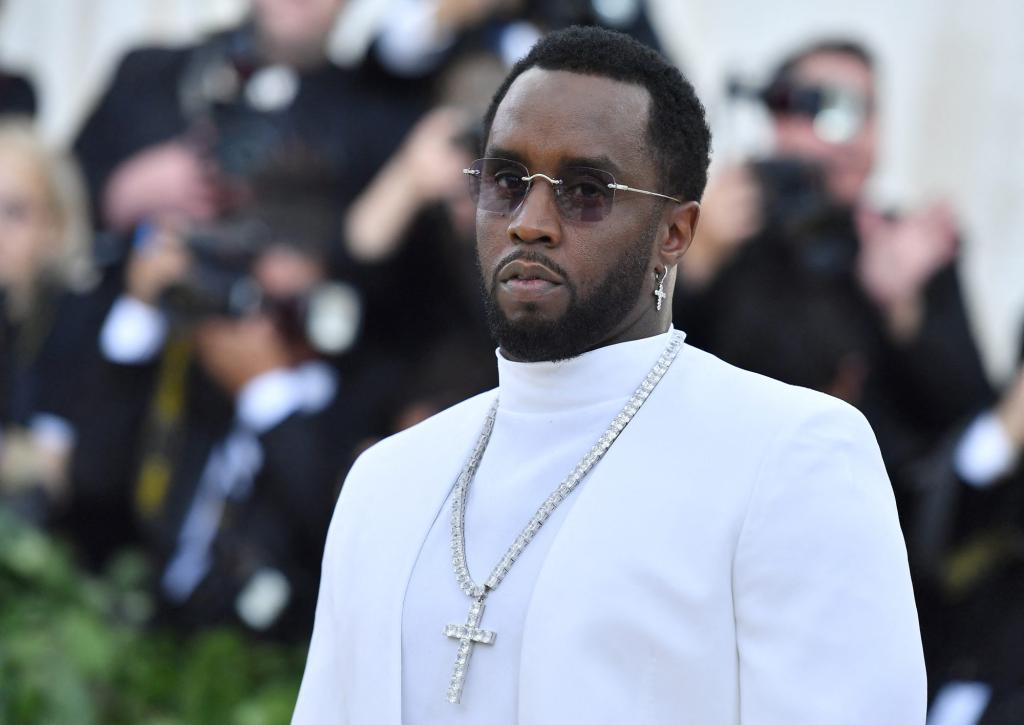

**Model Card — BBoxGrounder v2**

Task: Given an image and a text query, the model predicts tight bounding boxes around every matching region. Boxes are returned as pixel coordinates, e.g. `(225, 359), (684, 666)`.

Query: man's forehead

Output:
(487, 68), (651, 168)
(792, 52), (874, 97)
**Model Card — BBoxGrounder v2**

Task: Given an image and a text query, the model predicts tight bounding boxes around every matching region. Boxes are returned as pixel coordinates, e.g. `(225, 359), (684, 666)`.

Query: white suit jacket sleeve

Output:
(292, 527), (344, 722)
(733, 402), (927, 724)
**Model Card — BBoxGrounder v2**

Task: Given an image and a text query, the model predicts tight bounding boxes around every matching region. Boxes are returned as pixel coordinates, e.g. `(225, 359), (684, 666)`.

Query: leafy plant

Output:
(0, 509), (306, 724)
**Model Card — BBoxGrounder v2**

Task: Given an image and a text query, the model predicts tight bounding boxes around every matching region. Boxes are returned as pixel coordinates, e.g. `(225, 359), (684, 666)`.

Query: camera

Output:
(178, 25), (300, 180)
(157, 219), (361, 356)
(158, 217), (267, 323)
(748, 157), (859, 281)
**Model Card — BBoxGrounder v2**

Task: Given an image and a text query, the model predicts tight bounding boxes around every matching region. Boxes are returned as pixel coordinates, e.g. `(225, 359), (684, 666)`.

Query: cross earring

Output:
(653, 268), (668, 311)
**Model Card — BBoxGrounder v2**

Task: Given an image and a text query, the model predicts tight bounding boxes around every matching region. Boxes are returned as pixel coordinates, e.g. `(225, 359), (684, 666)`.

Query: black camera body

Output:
(749, 157), (859, 281)
(160, 218), (268, 325)
(158, 219), (360, 356)
(178, 25), (297, 180)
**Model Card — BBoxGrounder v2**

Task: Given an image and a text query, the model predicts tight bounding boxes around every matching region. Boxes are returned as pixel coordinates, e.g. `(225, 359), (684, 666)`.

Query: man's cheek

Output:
(475, 225), (507, 276)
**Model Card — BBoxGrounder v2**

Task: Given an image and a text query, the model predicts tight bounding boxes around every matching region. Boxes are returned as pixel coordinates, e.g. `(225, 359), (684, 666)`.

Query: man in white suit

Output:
(293, 26), (926, 724)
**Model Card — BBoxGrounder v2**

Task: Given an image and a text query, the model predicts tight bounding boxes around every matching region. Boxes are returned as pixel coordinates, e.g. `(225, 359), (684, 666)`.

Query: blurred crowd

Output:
(0, 0), (1021, 722)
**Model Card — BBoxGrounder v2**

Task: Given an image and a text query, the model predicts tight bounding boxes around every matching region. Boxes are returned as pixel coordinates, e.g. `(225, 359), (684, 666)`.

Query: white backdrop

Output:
(2, 0), (1021, 380)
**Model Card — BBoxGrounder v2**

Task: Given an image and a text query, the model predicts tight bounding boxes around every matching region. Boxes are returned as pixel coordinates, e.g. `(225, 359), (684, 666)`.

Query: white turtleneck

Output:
(401, 330), (675, 724)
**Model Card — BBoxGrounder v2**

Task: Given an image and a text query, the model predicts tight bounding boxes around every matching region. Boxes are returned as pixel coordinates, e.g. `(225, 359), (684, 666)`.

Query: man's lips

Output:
(497, 260), (564, 285)
(496, 260), (564, 301)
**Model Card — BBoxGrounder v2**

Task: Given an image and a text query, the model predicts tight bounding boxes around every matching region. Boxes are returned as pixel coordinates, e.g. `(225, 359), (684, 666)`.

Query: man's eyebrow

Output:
(483, 149), (625, 178)
(484, 147), (525, 163)
(562, 155), (624, 178)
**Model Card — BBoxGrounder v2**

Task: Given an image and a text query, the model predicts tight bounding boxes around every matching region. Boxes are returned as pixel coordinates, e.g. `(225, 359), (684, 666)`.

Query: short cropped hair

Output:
(482, 26), (712, 203)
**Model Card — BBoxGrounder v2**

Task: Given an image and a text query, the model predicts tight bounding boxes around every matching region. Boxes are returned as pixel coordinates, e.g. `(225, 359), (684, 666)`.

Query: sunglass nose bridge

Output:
(521, 172), (562, 186)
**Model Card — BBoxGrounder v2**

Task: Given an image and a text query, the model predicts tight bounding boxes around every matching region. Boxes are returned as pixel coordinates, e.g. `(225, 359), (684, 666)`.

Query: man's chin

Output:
(496, 286), (570, 322)
(499, 304), (563, 328)
(492, 315), (591, 363)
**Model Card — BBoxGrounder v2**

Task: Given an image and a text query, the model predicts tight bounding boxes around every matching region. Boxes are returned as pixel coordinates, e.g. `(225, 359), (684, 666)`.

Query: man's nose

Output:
(507, 178), (562, 246)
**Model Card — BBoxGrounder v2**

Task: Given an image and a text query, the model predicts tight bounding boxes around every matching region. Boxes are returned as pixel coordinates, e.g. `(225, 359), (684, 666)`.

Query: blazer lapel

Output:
(356, 392), (498, 722)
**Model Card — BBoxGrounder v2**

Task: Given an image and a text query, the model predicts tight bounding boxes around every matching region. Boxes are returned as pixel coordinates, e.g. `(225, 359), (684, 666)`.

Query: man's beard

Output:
(479, 219), (657, 363)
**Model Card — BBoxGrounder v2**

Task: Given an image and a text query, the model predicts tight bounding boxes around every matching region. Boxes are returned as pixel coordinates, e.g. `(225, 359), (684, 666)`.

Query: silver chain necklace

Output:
(443, 329), (685, 704)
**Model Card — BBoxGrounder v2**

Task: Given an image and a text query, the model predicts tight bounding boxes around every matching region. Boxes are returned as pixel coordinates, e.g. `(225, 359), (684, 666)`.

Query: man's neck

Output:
(497, 322), (673, 364)
(495, 328), (680, 415)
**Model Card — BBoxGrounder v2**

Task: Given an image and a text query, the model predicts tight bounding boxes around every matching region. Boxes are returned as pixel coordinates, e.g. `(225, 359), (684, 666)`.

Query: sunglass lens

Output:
(558, 167), (615, 222)
(469, 158), (529, 215)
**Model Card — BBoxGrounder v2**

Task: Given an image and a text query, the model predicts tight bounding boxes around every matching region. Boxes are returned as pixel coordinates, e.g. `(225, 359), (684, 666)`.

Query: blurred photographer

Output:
(68, 165), (381, 638)
(913, 343), (1024, 724)
(679, 39), (993, 470)
(73, 0), (417, 236)
(365, 0), (662, 92)
(0, 120), (95, 524)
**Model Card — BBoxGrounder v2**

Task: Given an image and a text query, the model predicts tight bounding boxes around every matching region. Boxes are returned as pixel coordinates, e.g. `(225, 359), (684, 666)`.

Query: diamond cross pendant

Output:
(443, 597), (496, 704)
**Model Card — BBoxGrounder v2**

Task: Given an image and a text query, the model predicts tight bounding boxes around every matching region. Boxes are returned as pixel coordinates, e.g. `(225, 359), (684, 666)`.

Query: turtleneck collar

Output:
(495, 328), (683, 415)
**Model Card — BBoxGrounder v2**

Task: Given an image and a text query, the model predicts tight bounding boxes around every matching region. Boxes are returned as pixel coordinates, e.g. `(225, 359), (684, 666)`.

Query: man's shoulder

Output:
(674, 344), (886, 509)
(675, 342), (870, 436)
(348, 389), (498, 481)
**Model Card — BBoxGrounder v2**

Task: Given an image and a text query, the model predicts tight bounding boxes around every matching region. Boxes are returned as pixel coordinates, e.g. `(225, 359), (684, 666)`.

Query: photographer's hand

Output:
(125, 223), (191, 306)
(344, 106), (470, 263)
(855, 201), (958, 343)
(194, 315), (293, 397)
(679, 163), (762, 289)
(102, 141), (224, 232)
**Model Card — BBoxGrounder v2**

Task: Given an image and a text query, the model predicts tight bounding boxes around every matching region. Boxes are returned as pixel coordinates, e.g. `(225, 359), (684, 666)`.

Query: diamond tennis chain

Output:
(443, 329), (685, 704)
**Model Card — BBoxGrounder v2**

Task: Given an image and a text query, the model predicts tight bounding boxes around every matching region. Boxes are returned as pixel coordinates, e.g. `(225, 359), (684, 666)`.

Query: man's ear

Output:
(659, 201), (700, 268)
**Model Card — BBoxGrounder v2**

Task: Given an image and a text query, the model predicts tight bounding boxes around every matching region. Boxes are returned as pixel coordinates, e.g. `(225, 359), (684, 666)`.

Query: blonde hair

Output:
(0, 117), (95, 291)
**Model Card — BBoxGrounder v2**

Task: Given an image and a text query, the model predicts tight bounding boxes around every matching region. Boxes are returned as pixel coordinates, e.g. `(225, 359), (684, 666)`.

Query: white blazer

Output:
(293, 344), (927, 724)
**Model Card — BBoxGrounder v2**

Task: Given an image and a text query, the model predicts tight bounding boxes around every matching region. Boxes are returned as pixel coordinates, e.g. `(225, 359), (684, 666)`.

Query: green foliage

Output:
(0, 509), (306, 724)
